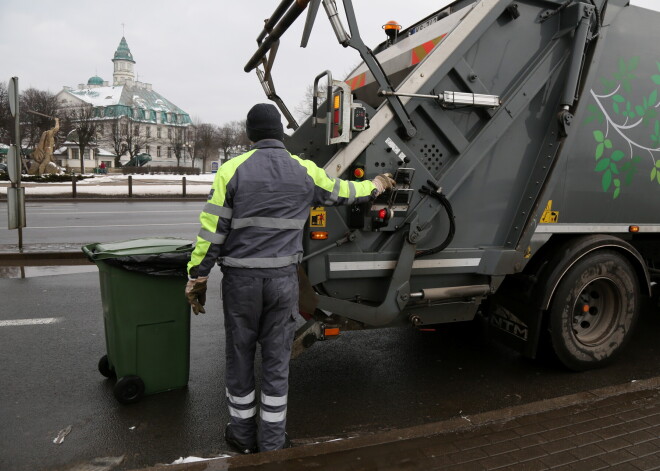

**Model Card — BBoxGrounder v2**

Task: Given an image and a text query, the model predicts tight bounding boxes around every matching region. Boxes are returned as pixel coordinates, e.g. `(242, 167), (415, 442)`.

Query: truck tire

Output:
(547, 250), (639, 371)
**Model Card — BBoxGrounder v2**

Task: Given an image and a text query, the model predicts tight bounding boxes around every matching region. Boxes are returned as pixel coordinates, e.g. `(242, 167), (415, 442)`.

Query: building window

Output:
(167, 147), (171, 158)
(157, 127), (161, 138)
(72, 148), (79, 160)
(146, 126), (151, 138)
(133, 124), (139, 136)
(157, 146), (161, 157)
(146, 145), (151, 155)
(98, 124), (104, 136)
(167, 128), (172, 139)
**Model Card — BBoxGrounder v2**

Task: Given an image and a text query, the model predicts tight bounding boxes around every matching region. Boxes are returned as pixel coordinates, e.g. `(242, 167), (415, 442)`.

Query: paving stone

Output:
(599, 436), (635, 452)
(445, 447), (489, 465)
(539, 450), (579, 468)
(599, 448), (637, 466)
(475, 453), (517, 470)
(537, 426), (575, 442)
(480, 440), (520, 457)
(503, 461), (550, 471)
(626, 441), (660, 458)
(538, 437), (578, 454)
(453, 435), (494, 451)
(624, 429), (657, 447)
(514, 422), (550, 437)
(567, 443), (606, 460)
(502, 444), (548, 463)
(629, 453), (660, 470)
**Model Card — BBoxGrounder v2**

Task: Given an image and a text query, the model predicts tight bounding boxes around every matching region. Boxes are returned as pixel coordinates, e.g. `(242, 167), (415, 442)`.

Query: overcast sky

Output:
(2, 0), (657, 127)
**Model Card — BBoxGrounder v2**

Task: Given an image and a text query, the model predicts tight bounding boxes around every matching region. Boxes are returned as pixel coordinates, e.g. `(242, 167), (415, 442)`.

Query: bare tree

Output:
(21, 88), (59, 150)
(169, 126), (186, 167)
(0, 82), (12, 145)
(294, 84), (323, 122)
(231, 120), (250, 153)
(194, 122), (218, 170)
(62, 106), (98, 174)
(124, 118), (150, 160)
(107, 117), (127, 167)
(217, 123), (235, 162)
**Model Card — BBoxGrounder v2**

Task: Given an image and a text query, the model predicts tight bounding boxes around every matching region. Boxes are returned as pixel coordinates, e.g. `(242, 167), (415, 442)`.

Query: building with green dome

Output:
(56, 36), (194, 170)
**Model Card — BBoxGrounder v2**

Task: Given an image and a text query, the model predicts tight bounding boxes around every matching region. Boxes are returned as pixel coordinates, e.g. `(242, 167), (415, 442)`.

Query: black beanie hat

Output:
(246, 103), (284, 142)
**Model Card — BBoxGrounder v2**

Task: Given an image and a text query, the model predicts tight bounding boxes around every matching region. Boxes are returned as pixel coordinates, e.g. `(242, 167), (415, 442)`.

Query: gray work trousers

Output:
(222, 270), (298, 451)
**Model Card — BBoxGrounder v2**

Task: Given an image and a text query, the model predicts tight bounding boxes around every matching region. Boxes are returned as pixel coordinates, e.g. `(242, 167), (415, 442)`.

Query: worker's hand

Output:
(372, 173), (397, 195)
(185, 276), (209, 315)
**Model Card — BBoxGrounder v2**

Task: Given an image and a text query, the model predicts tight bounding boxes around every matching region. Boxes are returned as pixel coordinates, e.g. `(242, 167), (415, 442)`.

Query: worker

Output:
(185, 103), (396, 454)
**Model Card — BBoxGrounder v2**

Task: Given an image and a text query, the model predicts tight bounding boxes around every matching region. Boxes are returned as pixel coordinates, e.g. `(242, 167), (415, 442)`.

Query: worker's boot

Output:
(225, 424), (258, 454)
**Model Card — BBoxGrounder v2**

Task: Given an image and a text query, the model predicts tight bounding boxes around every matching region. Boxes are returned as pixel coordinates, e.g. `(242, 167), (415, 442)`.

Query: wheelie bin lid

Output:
(82, 238), (194, 260)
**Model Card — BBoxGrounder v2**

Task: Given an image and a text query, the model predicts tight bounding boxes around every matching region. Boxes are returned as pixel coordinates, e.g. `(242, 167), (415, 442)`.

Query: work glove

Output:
(372, 173), (397, 196)
(185, 276), (208, 315)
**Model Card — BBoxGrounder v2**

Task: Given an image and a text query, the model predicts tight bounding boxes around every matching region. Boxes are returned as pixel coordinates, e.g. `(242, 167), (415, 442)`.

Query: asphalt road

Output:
(0, 201), (203, 246)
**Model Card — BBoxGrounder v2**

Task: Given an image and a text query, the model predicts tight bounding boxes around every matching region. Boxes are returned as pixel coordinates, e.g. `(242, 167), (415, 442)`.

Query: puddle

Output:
(0, 265), (98, 279)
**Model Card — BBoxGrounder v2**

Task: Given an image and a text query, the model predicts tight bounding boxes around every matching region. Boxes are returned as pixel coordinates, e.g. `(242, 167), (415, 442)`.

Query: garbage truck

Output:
(243, 0), (660, 371)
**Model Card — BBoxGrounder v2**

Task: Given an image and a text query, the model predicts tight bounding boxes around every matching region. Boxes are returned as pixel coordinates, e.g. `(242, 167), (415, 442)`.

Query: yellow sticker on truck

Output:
(540, 200), (559, 223)
(310, 208), (326, 227)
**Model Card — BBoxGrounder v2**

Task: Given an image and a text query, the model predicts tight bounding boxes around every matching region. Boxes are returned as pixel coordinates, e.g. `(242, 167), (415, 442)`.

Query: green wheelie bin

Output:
(83, 238), (193, 404)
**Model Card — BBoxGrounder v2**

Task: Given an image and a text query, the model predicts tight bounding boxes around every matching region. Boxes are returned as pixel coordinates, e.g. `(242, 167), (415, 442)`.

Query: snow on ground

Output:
(0, 174), (215, 196)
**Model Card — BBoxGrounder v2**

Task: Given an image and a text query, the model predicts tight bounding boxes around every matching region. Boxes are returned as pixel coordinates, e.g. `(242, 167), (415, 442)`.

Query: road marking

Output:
(0, 317), (63, 327)
(25, 222), (199, 229)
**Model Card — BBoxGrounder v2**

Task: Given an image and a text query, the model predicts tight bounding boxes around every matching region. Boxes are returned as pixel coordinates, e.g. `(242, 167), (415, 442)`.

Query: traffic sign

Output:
(211, 161), (219, 173)
(7, 187), (26, 229)
(8, 77), (18, 118)
(7, 145), (19, 183)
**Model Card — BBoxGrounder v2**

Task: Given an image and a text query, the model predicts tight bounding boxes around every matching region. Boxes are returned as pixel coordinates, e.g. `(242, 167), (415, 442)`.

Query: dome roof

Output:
(113, 36), (135, 63)
(87, 75), (104, 85)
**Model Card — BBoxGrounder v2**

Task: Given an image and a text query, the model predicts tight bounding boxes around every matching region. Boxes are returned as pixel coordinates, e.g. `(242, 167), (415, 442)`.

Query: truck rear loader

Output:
(244, 0), (660, 371)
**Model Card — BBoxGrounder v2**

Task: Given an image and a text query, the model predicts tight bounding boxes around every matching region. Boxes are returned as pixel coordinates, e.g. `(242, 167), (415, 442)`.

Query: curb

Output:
(134, 376), (660, 470)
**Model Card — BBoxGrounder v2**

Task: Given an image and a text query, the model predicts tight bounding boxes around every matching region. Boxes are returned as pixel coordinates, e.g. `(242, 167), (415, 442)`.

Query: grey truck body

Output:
(245, 0), (660, 367)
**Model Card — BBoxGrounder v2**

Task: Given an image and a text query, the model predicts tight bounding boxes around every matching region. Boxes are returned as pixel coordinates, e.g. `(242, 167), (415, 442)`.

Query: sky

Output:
(1, 0), (658, 127)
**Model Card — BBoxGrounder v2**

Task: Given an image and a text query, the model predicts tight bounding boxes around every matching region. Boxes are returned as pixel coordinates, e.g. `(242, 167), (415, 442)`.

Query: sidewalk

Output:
(141, 377), (660, 471)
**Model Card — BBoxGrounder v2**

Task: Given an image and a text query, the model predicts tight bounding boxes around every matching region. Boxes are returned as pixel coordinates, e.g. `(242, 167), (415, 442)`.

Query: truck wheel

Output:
(547, 250), (639, 371)
(98, 355), (115, 378)
(113, 375), (145, 404)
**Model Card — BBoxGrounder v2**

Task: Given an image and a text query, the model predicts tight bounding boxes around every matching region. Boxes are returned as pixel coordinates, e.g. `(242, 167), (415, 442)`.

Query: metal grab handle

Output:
(245, 0), (311, 73)
(312, 70), (333, 127)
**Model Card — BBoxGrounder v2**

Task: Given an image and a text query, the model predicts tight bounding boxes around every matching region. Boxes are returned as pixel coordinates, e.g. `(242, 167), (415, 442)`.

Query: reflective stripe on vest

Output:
(260, 409), (287, 423)
(231, 217), (306, 230)
(229, 406), (257, 419)
(203, 202), (233, 219)
(226, 388), (255, 405)
(346, 181), (357, 205)
(199, 228), (226, 245)
(323, 178), (341, 205)
(220, 253), (302, 269)
(261, 392), (287, 407)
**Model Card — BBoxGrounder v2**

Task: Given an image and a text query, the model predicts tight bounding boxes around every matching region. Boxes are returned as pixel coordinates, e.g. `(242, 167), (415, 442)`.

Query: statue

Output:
(29, 116), (61, 175)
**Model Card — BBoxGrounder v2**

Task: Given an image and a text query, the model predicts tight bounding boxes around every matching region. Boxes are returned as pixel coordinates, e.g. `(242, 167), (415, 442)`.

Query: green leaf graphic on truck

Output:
(585, 58), (660, 199)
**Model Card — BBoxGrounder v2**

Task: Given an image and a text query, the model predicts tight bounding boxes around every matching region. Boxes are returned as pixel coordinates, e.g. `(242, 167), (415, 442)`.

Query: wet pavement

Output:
(142, 377), (660, 471)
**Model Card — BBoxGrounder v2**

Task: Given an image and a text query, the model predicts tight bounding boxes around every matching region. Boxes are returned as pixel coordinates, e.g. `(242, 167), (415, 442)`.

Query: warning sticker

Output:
(540, 200), (559, 223)
(310, 208), (326, 227)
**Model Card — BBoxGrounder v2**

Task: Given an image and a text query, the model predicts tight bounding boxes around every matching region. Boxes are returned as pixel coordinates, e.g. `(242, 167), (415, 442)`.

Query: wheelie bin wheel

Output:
(98, 355), (115, 378)
(114, 375), (145, 404)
